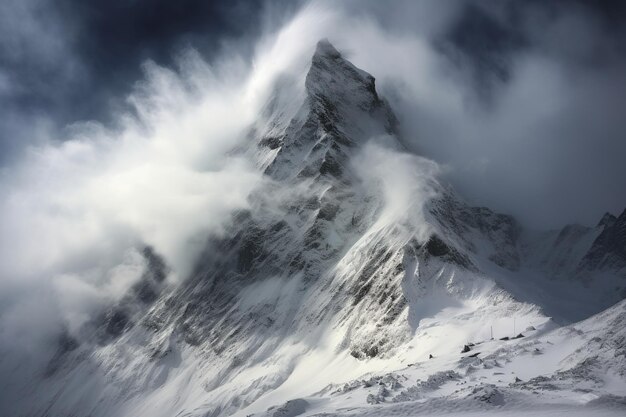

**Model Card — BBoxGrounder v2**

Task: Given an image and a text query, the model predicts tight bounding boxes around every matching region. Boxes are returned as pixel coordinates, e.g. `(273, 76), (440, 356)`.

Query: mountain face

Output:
(5, 40), (626, 417)
(580, 209), (626, 272)
(262, 39), (398, 181)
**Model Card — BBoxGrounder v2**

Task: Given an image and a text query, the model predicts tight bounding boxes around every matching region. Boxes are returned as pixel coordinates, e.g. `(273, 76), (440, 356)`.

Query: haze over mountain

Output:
(0, 1), (625, 416)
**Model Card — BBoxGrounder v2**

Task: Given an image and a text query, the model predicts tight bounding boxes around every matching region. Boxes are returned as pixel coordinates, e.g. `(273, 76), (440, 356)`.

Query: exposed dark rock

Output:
(105, 309), (131, 338)
(428, 194), (520, 271)
(259, 136), (283, 150)
(319, 153), (343, 178)
(422, 235), (475, 270)
(580, 208), (626, 272)
(237, 228), (266, 273)
(132, 280), (158, 304)
(426, 235), (450, 257)
(350, 344), (380, 360)
(366, 345), (379, 358)
(143, 246), (168, 283)
(597, 212), (617, 229)
(353, 282), (373, 306)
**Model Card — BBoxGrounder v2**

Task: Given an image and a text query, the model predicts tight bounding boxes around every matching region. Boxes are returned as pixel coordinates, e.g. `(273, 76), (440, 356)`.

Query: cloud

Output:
(0, 43), (274, 362)
(353, 139), (440, 241)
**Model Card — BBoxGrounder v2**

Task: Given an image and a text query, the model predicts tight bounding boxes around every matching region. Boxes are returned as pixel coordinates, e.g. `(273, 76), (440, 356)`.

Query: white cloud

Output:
(353, 140), (440, 242)
(0, 42), (269, 340)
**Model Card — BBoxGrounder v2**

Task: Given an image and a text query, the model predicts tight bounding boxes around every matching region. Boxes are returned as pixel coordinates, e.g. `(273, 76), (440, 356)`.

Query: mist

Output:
(354, 140), (440, 241)
(0, 37), (264, 375)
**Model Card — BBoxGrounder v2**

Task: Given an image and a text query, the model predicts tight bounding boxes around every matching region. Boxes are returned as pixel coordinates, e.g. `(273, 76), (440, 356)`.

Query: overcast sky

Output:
(0, 0), (289, 158)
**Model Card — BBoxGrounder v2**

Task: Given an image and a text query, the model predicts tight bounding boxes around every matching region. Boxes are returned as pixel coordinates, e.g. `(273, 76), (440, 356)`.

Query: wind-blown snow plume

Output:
(353, 140), (440, 240)
(0, 48), (268, 364)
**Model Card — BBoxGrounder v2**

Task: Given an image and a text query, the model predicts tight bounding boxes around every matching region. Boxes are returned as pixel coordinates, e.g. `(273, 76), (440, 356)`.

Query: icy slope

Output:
(244, 299), (626, 417)
(5, 40), (625, 417)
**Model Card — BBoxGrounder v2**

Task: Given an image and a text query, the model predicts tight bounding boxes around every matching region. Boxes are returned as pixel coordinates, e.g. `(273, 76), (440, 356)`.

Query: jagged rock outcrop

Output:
(580, 209), (626, 272)
(264, 39), (397, 181)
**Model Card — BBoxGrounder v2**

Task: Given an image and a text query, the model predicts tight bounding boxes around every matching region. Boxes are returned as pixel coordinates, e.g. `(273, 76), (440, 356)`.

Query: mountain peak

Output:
(261, 39), (398, 181)
(598, 212), (617, 228)
(313, 38), (342, 60)
(305, 39), (381, 109)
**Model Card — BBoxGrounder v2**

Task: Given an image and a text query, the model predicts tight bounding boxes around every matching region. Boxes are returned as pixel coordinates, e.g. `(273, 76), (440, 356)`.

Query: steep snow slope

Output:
(4, 40), (625, 417)
(242, 299), (626, 417)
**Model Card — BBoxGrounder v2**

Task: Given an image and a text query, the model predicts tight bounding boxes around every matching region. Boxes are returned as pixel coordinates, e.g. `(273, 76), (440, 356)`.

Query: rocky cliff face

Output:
(580, 209), (626, 273)
(262, 39), (398, 181)
(11, 40), (626, 417)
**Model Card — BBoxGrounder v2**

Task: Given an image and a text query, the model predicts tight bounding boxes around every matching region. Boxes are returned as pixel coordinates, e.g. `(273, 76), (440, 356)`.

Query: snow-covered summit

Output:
(306, 39), (383, 116)
(262, 39), (397, 181)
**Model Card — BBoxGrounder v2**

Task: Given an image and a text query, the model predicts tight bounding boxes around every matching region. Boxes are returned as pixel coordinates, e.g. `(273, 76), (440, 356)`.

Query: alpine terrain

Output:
(5, 40), (626, 417)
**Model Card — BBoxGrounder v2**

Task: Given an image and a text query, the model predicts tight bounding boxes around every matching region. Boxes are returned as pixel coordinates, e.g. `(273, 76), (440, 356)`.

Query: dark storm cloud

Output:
(435, 0), (626, 102)
(0, 0), (303, 163)
(378, 0), (626, 228)
(52, 0), (265, 116)
(437, 2), (527, 101)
